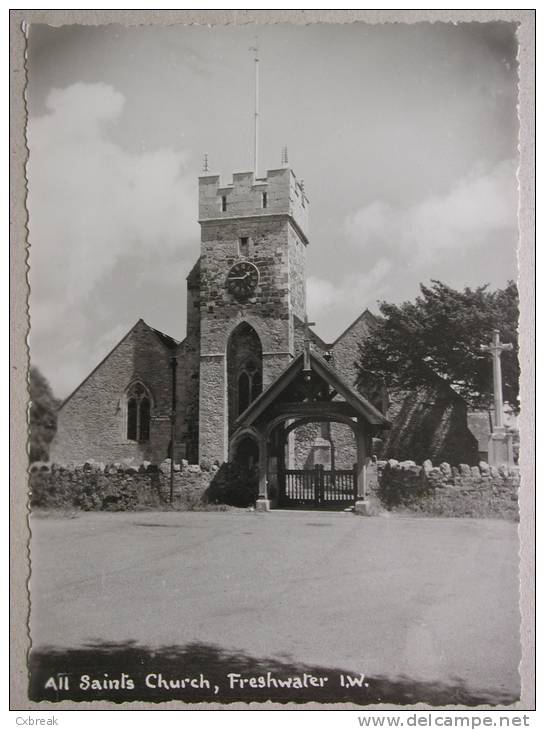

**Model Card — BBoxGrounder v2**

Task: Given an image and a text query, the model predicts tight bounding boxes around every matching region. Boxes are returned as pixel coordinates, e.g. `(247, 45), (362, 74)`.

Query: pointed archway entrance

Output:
(230, 349), (390, 512)
(279, 418), (358, 507)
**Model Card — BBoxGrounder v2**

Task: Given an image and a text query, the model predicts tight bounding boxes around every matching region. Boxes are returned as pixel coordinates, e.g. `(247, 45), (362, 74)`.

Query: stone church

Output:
(51, 163), (479, 501)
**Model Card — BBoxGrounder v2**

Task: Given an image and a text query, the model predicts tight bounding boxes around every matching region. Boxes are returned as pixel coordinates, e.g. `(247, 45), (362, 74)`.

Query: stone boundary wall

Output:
(376, 459), (519, 520)
(30, 458), (520, 520)
(29, 460), (217, 511)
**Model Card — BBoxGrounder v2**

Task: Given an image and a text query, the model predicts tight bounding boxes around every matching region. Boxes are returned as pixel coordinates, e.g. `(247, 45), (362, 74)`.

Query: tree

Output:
(356, 281), (519, 412)
(29, 366), (59, 462)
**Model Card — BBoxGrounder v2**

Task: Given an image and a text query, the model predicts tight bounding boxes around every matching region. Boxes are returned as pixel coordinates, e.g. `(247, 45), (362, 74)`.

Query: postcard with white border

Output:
(10, 9), (535, 712)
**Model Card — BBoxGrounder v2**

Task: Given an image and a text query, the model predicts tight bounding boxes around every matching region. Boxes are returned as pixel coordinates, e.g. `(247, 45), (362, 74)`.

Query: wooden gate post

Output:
(255, 431), (271, 512)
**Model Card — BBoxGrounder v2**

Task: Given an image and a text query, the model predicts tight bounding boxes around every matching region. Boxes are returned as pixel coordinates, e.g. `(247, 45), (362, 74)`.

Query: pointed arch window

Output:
(238, 360), (262, 415)
(251, 370), (262, 401)
(238, 371), (250, 415)
(125, 381), (152, 442)
(227, 322), (263, 431)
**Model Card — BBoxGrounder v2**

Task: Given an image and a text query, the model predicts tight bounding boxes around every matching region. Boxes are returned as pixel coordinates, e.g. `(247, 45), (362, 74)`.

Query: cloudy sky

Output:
(26, 21), (519, 398)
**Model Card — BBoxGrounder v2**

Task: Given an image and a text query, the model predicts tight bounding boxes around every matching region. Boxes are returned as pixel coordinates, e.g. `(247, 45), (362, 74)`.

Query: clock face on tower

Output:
(226, 261), (260, 300)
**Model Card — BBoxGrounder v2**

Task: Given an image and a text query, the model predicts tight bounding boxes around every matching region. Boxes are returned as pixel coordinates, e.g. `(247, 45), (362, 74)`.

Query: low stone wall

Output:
(377, 459), (519, 520)
(29, 460), (216, 511)
(30, 457), (520, 519)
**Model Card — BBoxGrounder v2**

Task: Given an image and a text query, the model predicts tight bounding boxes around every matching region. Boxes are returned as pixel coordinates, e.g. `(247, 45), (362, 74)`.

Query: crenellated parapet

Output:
(198, 167), (309, 241)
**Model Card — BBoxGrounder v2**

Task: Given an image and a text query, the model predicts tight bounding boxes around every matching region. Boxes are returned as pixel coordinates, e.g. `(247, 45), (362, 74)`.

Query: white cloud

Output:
(27, 82), (199, 395)
(307, 258), (392, 340)
(27, 82), (198, 321)
(344, 159), (518, 261)
(307, 161), (517, 343)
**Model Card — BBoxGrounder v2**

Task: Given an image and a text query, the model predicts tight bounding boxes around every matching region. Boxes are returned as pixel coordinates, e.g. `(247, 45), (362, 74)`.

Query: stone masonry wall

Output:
(292, 421), (356, 469)
(198, 168), (309, 238)
(29, 460), (214, 511)
(199, 356), (228, 464)
(329, 421), (357, 468)
(175, 336), (200, 465)
(198, 213), (304, 465)
(198, 216), (295, 355)
(376, 458), (519, 520)
(173, 261), (201, 465)
(331, 310), (377, 383)
(30, 457), (519, 519)
(292, 422), (322, 468)
(288, 224), (307, 325)
(50, 320), (175, 465)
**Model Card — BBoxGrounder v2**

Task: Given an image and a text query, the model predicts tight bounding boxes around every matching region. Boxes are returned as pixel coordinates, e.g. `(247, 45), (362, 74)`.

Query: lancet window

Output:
(238, 360), (262, 415)
(125, 381), (152, 442)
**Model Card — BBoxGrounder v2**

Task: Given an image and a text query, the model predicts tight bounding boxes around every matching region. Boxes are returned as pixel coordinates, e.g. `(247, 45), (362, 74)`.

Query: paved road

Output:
(29, 510), (520, 703)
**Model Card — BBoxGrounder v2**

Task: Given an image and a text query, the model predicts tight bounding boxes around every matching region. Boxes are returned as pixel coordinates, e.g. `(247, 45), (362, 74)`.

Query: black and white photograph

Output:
(11, 10), (535, 711)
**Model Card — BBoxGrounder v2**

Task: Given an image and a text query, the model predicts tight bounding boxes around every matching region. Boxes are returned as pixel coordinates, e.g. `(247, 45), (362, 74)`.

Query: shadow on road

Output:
(28, 641), (518, 706)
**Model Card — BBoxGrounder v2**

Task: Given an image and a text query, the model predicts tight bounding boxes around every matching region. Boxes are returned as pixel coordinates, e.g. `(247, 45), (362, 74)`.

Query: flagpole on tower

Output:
(250, 40), (259, 177)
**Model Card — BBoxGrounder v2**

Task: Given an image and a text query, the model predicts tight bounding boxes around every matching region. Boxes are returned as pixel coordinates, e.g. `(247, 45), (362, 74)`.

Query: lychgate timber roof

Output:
(235, 349), (391, 430)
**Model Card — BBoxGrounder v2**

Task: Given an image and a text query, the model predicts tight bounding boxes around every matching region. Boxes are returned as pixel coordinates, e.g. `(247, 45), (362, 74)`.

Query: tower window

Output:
(251, 371), (262, 401)
(125, 381), (152, 442)
(239, 237), (249, 256)
(237, 360), (262, 415)
(261, 192), (267, 209)
(238, 372), (251, 415)
(221, 195), (227, 212)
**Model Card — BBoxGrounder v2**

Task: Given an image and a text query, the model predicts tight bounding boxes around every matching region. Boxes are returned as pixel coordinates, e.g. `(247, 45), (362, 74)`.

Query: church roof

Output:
(57, 319), (179, 409)
(148, 325), (180, 350)
(235, 349), (390, 429)
(332, 308), (379, 348)
(186, 257), (201, 288)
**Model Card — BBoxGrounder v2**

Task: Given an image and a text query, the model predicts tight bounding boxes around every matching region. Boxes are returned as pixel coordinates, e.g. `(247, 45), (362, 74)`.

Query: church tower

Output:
(197, 165), (310, 464)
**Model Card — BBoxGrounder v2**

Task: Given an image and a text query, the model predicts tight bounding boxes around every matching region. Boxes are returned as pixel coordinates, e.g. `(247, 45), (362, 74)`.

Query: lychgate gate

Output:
(230, 348), (391, 511)
(281, 465), (357, 507)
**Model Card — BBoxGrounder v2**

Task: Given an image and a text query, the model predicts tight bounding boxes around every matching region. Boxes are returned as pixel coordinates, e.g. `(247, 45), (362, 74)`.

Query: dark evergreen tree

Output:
(29, 366), (59, 463)
(356, 281), (519, 412)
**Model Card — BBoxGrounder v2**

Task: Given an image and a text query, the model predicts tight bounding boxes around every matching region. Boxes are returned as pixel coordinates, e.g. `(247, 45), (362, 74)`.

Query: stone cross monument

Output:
(480, 329), (514, 465)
